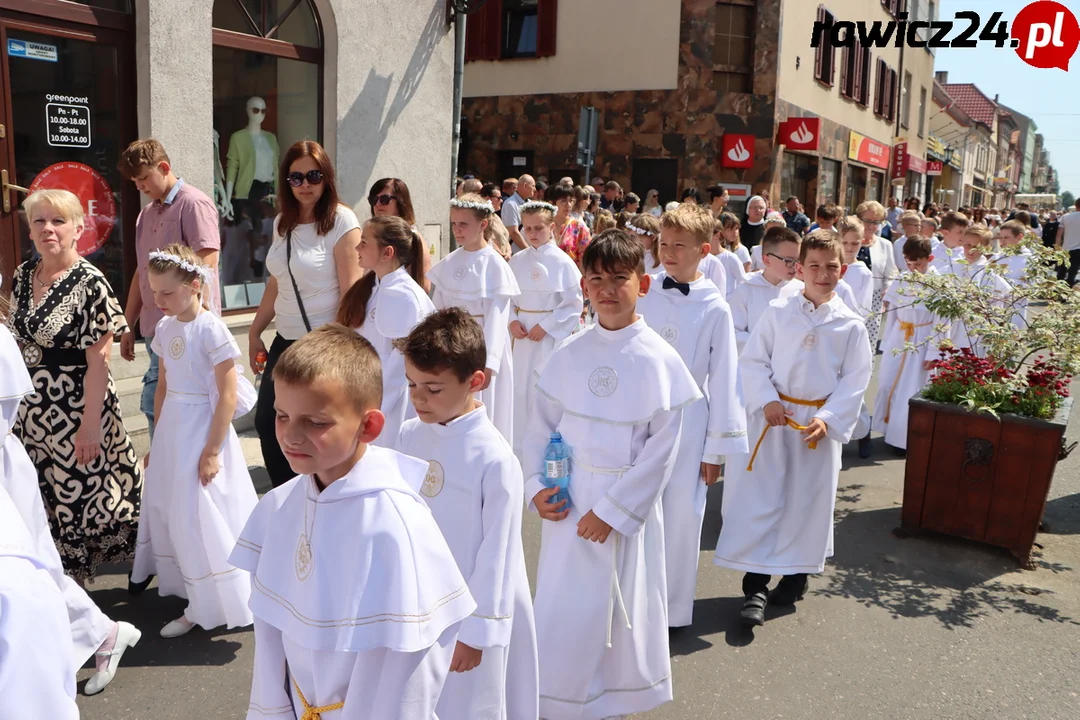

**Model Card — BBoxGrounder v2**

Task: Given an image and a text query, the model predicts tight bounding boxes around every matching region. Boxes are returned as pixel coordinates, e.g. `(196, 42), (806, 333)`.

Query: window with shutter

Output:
(858, 45), (871, 105)
(536, 0), (557, 57)
(814, 7), (837, 86)
(464, 0), (504, 62)
(852, 41), (864, 104)
(503, 0), (539, 58)
(713, 2), (755, 93)
(874, 59), (886, 116)
(840, 44), (851, 98)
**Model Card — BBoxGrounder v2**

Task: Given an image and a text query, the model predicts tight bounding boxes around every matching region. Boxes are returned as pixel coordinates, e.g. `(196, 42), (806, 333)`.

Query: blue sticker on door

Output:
(8, 39), (59, 62)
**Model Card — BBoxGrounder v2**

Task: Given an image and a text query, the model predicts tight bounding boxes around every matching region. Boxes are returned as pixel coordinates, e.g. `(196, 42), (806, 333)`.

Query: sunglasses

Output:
(251, 107), (265, 115)
(372, 194), (398, 206)
(287, 170), (324, 187)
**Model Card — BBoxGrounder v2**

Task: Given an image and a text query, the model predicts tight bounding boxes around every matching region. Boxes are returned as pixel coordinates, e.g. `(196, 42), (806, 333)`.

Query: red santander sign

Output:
(720, 133), (755, 168)
(28, 162), (116, 257)
(778, 117), (820, 151)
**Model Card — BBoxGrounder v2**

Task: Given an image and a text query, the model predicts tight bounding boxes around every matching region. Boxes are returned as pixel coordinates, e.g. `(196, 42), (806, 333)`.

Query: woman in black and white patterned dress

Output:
(9, 189), (142, 583)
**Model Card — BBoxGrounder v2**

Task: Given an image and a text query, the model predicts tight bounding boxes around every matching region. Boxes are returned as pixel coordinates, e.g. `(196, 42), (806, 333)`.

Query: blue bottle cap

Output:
(550, 431), (562, 441)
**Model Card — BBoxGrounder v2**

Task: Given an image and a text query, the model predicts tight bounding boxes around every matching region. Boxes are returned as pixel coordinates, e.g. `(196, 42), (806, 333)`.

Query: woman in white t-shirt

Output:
(248, 140), (362, 487)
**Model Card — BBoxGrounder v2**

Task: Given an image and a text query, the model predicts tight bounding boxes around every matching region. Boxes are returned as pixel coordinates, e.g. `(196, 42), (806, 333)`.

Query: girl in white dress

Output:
(628, 213), (662, 272)
(337, 216), (435, 450)
(428, 194), (520, 442)
(132, 244), (258, 639)
(509, 202), (583, 456)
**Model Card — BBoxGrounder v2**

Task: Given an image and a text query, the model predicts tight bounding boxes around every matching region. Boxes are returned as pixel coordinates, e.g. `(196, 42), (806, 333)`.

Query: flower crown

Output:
(521, 201), (558, 214)
(450, 198), (495, 213)
(148, 250), (213, 283)
(625, 221), (655, 237)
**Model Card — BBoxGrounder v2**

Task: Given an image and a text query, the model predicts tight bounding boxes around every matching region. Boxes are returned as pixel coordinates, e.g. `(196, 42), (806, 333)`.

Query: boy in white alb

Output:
(872, 236), (948, 453)
(992, 219), (1034, 328)
(397, 308), (539, 720)
(429, 194), (521, 442)
(949, 225), (1013, 354)
(929, 211), (971, 276)
(839, 217), (873, 319)
(729, 227), (800, 353)
(890, 211), (925, 270)
(230, 326), (476, 719)
(712, 215), (747, 295)
(524, 230), (702, 719)
(509, 201), (584, 457)
(714, 232), (872, 627)
(638, 204), (748, 628)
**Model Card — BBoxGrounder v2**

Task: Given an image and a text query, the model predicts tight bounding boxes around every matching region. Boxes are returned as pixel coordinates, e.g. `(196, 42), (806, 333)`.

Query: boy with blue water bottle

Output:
(523, 230), (702, 720)
(395, 308), (539, 720)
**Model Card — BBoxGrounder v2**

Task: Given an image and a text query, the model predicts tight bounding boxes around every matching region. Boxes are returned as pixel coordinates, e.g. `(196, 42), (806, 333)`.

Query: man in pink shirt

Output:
(117, 139), (221, 440)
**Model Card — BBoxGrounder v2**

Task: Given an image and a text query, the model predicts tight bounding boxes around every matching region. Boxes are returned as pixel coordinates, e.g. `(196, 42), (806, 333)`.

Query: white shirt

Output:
(1060, 211), (1080, 252)
(252, 132), (275, 183)
(733, 244), (751, 267)
(265, 205), (361, 339)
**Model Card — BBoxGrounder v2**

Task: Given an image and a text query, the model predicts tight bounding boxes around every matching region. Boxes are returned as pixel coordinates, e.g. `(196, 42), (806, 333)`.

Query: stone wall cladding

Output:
(462, 0), (783, 194)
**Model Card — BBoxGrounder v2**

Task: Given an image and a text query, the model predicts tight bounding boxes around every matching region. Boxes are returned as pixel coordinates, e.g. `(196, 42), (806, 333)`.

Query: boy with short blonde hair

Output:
(891, 211), (925, 268)
(931, 211), (971, 274)
(230, 324), (475, 718)
(714, 232), (872, 626)
(641, 204), (747, 628)
(950, 225), (1013, 353)
(661, 204), (727, 291)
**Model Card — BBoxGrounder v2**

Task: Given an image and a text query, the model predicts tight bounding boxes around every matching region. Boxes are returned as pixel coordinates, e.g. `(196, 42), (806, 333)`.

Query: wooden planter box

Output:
(901, 396), (1073, 567)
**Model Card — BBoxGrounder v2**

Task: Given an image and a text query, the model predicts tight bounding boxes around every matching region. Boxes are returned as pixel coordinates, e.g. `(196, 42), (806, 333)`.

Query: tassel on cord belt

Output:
(746, 393), (828, 472)
(571, 458), (633, 648)
(881, 320), (934, 424)
(292, 678), (344, 719)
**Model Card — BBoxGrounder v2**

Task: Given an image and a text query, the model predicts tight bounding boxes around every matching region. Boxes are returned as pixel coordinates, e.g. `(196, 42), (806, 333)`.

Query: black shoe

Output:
(858, 433), (873, 459)
(889, 444), (907, 457)
(740, 592), (767, 626)
(128, 572), (154, 595)
(769, 575), (809, 606)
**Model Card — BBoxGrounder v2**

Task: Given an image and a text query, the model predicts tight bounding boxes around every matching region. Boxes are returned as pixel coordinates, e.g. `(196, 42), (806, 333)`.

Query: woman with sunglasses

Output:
(367, 178), (432, 292)
(248, 140), (363, 487)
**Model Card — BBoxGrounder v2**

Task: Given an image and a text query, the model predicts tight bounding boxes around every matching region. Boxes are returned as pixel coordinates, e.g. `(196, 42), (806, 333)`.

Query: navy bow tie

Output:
(662, 276), (691, 296)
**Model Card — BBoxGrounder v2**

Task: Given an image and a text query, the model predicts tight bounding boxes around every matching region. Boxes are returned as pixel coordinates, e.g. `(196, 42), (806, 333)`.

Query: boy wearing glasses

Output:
(729, 227), (801, 354)
(714, 230), (872, 627)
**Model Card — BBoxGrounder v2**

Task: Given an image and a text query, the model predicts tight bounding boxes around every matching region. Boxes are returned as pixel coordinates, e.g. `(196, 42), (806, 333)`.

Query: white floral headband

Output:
(625, 221), (655, 237)
(521, 201), (558, 214)
(148, 250), (213, 283)
(450, 198), (494, 213)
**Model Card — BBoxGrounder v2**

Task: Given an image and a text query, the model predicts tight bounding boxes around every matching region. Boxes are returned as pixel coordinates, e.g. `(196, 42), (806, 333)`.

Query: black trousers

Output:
(743, 572), (808, 596)
(1057, 248), (1080, 286)
(255, 334), (297, 488)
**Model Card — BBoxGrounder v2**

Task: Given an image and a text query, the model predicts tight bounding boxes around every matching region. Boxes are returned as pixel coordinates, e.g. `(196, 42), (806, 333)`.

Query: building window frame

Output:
(464, 0), (558, 62)
(839, 38), (870, 105)
(814, 5), (837, 87)
(901, 70), (912, 129)
(917, 86), (927, 138)
(713, 0), (755, 93)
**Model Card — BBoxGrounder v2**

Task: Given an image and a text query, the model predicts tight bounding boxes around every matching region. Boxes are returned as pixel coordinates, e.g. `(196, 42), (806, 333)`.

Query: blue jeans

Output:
(141, 337), (159, 442)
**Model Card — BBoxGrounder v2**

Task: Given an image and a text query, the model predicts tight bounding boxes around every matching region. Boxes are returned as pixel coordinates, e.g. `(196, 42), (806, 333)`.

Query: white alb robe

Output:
(523, 317), (701, 719)
(844, 261), (874, 319)
(430, 244), (521, 442)
(872, 271), (948, 450)
(230, 446), (476, 719)
(700, 252), (727, 293)
(508, 241), (583, 457)
(398, 407), (539, 720)
(715, 249), (746, 296)
(133, 312), (257, 631)
(356, 265), (436, 450)
(0, 324), (113, 668)
(991, 248), (1033, 328)
(638, 273), (748, 627)
(948, 257), (1013, 354)
(929, 243), (965, 276)
(750, 244), (764, 272)
(714, 293), (872, 576)
(728, 272), (798, 353)
(0, 485), (79, 720)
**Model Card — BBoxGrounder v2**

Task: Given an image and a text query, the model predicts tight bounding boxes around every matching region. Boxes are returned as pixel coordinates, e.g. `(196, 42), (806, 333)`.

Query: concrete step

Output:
(116, 312), (274, 456)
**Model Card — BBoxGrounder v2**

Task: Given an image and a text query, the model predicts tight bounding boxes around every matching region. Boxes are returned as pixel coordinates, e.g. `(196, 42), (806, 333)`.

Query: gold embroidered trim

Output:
(235, 537), (262, 553)
(540, 673), (672, 705)
(248, 702), (295, 716)
(602, 493), (645, 525)
(253, 575), (470, 627)
(471, 611), (512, 621)
(707, 430), (748, 439)
(145, 552), (244, 582)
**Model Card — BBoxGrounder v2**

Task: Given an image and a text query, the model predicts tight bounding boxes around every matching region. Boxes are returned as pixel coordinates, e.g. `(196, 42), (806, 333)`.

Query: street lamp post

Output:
(449, 0), (490, 200)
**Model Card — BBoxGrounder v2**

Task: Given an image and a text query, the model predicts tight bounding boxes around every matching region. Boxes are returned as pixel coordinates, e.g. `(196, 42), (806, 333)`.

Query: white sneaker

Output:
(85, 622), (141, 696)
(160, 616), (196, 639)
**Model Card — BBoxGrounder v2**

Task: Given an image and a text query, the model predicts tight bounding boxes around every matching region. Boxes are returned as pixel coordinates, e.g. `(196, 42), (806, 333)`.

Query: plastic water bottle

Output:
(544, 432), (572, 510)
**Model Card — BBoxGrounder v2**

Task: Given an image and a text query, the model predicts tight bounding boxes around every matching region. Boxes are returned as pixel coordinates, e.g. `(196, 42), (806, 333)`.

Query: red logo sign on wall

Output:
(778, 117), (820, 151)
(926, 160), (943, 176)
(720, 133), (755, 168)
(848, 132), (890, 170)
(28, 162), (116, 257)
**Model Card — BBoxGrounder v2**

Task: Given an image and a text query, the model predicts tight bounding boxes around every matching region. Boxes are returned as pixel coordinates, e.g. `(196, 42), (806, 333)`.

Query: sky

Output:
(935, 0), (1078, 198)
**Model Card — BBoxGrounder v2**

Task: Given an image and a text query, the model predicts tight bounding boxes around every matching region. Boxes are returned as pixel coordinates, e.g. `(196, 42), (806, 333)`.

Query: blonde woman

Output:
(643, 188), (663, 217)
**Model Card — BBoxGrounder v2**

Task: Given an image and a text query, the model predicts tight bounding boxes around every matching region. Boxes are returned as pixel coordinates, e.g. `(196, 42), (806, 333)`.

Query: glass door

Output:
(0, 16), (136, 296)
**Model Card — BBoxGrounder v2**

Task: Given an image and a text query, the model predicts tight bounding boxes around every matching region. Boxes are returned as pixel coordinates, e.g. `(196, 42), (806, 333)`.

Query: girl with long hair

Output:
(367, 177), (433, 292)
(337, 216), (435, 448)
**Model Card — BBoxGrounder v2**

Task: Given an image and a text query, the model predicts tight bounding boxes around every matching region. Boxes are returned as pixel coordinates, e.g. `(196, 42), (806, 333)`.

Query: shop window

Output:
(213, 0), (322, 310)
(814, 6), (836, 86)
(465, 0), (558, 62)
(781, 153), (814, 209)
(713, 1), (753, 93)
(820, 158), (841, 204)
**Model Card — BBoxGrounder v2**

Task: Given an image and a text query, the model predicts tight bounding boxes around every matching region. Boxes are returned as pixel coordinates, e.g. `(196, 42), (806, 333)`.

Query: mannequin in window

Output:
(213, 129), (232, 220)
(225, 96), (279, 229)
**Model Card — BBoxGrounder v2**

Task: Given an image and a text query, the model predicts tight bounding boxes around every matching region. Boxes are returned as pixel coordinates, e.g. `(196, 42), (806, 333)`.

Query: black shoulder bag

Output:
(285, 229), (313, 333)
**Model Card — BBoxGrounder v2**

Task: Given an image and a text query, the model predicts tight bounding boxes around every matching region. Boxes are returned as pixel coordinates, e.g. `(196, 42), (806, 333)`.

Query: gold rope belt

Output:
(746, 392), (828, 472)
(469, 314), (484, 320)
(882, 320), (934, 423)
(293, 678), (344, 719)
(515, 307), (552, 314)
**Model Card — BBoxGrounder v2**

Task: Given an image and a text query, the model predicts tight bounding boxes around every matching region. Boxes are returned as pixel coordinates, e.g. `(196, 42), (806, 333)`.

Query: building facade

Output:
(0, 0), (455, 311)
(461, 0), (937, 217)
(1000, 104), (1038, 195)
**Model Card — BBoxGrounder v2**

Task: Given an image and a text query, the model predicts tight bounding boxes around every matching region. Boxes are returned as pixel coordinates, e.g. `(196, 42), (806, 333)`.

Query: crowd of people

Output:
(1, 137), (1076, 719)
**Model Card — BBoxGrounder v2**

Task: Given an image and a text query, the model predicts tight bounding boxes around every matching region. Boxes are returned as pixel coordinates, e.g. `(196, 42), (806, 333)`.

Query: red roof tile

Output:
(942, 83), (998, 126)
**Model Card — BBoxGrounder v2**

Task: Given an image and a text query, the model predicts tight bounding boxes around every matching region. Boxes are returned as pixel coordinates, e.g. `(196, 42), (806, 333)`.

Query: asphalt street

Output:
(74, 374), (1080, 720)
